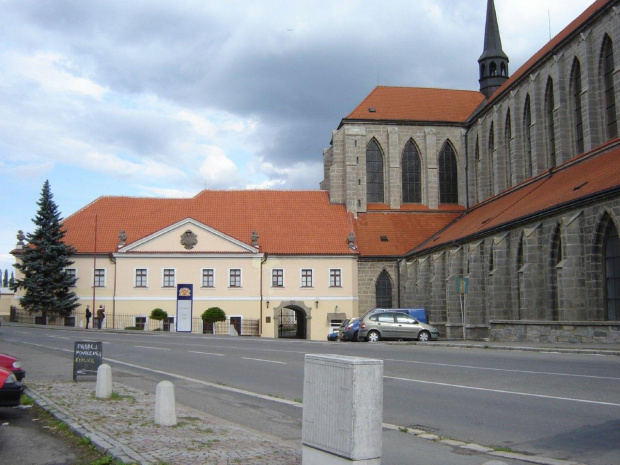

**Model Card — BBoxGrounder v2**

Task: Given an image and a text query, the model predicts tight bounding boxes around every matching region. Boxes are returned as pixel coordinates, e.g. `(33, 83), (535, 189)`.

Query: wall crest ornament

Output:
(180, 229), (198, 250)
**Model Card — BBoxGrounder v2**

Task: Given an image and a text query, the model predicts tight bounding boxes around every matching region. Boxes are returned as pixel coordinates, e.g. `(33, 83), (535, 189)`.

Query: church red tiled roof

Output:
(342, 86), (485, 124)
(62, 190), (357, 256)
(411, 142), (620, 254)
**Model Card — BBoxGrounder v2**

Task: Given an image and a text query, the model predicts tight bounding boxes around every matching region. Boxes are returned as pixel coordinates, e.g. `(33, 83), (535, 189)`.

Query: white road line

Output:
(188, 351), (224, 357)
(134, 346), (170, 350)
(385, 376), (620, 407)
(383, 358), (620, 381)
(242, 357), (287, 365)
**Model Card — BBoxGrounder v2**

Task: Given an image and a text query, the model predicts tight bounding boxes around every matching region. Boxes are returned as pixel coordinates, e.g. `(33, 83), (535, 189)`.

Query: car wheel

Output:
(418, 330), (431, 342)
(367, 331), (380, 342)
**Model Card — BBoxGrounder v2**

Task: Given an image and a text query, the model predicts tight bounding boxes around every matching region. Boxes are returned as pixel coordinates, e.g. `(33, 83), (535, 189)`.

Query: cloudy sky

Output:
(0, 0), (595, 274)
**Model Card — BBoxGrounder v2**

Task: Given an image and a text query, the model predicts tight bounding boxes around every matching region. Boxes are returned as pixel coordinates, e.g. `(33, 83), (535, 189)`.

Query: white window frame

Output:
(300, 268), (313, 288)
(65, 268), (77, 287)
(135, 268), (148, 288)
(329, 268), (342, 288)
(201, 268), (215, 288)
(162, 268), (176, 288)
(229, 268), (242, 288)
(272, 268), (284, 288)
(94, 268), (106, 288)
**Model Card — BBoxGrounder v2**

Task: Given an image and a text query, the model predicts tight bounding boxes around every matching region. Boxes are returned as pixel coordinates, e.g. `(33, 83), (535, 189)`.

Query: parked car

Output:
(327, 329), (339, 341)
(0, 354), (25, 381)
(358, 311), (439, 342)
(338, 318), (360, 341)
(0, 367), (23, 407)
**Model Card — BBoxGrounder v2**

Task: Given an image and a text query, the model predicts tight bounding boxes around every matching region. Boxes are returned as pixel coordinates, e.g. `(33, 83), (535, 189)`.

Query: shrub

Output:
(201, 307), (226, 323)
(150, 308), (168, 321)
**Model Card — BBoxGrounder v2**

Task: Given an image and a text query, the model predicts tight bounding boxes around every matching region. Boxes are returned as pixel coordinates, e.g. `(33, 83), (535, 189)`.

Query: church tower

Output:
(478, 0), (509, 99)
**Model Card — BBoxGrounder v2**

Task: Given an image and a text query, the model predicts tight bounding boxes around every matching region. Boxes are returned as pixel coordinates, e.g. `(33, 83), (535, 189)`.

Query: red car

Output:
(0, 367), (23, 407)
(0, 354), (25, 381)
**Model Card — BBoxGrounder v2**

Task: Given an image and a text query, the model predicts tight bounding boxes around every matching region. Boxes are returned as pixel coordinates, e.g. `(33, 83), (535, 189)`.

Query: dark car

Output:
(0, 367), (23, 407)
(338, 318), (360, 341)
(0, 354), (25, 381)
(358, 311), (439, 342)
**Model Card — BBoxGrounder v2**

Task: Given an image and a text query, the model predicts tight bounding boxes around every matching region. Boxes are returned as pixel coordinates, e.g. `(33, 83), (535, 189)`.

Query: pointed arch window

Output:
(505, 110), (513, 186)
(545, 78), (556, 167)
(439, 141), (458, 204)
(523, 95), (533, 177)
(571, 59), (585, 154)
(402, 140), (421, 203)
(366, 139), (384, 203)
(517, 233), (525, 320)
(376, 270), (393, 308)
(475, 136), (480, 201)
(601, 35), (618, 140)
(604, 221), (620, 320)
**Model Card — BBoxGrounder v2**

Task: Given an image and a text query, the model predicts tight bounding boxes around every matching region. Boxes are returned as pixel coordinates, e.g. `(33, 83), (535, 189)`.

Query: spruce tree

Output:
(1, 269), (6, 287)
(11, 181), (79, 320)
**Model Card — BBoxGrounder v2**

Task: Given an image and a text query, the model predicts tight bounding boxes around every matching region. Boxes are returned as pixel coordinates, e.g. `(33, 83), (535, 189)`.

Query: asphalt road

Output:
(2, 326), (619, 465)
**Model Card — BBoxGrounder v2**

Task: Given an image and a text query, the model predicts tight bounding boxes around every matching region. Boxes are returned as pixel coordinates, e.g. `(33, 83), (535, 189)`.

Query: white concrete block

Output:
(302, 354), (383, 464)
(95, 364), (112, 399)
(154, 380), (177, 426)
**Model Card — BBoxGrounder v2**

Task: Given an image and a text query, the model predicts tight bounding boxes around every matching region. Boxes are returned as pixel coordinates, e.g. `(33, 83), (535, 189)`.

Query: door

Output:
(230, 316), (242, 335)
(394, 313), (420, 340)
(374, 312), (398, 339)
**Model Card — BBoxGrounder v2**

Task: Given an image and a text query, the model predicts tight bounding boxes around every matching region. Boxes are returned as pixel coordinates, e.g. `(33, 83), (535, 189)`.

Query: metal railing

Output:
(8, 307), (259, 336)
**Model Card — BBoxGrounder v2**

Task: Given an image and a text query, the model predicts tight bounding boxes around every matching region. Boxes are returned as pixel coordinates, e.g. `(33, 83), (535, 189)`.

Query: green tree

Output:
(149, 308), (168, 331)
(9, 272), (14, 287)
(11, 181), (79, 320)
(201, 307), (226, 334)
(1, 269), (7, 287)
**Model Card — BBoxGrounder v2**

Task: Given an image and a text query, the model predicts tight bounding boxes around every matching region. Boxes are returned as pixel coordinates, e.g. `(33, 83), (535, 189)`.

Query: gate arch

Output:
(273, 301), (312, 340)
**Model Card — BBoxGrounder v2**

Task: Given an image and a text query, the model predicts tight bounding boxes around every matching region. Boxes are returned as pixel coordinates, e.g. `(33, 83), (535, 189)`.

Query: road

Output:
(2, 326), (619, 465)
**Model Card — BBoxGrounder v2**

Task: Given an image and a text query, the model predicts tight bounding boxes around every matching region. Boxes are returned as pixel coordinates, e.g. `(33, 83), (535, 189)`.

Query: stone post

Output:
(155, 381), (177, 426)
(95, 364), (112, 399)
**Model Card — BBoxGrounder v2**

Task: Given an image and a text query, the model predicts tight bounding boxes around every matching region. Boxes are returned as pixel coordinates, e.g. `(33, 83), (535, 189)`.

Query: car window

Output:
(395, 314), (415, 324)
(377, 314), (394, 323)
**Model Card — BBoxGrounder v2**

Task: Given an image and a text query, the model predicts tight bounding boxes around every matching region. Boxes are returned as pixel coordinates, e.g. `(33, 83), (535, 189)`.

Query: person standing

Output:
(96, 305), (105, 329)
(85, 306), (91, 329)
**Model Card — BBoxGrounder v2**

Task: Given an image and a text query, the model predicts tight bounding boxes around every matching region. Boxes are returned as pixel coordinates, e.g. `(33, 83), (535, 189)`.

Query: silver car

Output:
(358, 311), (439, 342)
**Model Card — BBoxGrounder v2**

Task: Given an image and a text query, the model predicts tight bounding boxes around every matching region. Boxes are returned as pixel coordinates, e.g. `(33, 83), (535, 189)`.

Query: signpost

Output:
(73, 341), (103, 381)
(176, 284), (193, 332)
(456, 278), (469, 340)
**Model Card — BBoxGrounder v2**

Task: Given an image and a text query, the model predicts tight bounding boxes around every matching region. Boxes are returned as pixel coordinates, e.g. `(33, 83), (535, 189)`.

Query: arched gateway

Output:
(273, 301), (312, 340)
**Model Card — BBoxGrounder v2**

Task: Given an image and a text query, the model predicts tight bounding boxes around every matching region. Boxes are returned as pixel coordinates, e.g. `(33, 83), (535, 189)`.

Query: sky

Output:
(0, 0), (595, 274)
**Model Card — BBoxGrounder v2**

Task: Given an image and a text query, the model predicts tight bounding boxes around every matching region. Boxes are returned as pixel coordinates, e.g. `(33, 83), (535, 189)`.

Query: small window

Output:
(94, 269), (105, 288)
(301, 269), (313, 288)
(202, 269), (214, 288)
(135, 269), (147, 288)
(330, 269), (342, 287)
(229, 269), (241, 288)
(135, 316), (146, 330)
(272, 269), (284, 287)
(65, 268), (77, 287)
(377, 314), (394, 323)
(163, 269), (175, 288)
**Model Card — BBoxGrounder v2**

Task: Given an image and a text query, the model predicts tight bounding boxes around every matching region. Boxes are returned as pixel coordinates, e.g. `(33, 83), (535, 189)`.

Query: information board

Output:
(176, 284), (193, 332)
(73, 341), (103, 381)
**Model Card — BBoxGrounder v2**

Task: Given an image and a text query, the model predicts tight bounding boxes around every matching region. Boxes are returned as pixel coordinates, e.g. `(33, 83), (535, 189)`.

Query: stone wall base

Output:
(490, 321), (620, 344)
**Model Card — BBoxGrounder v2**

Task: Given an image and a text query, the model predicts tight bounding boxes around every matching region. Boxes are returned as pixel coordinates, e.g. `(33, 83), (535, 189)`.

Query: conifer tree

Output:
(1, 269), (6, 287)
(11, 181), (79, 319)
(9, 272), (14, 287)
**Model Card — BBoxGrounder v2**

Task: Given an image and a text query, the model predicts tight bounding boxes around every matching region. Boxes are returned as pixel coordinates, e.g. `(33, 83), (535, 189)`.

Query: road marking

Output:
(242, 357), (286, 365)
(47, 335), (70, 339)
(135, 346), (170, 350)
(384, 376), (620, 407)
(383, 358), (620, 381)
(188, 351), (224, 357)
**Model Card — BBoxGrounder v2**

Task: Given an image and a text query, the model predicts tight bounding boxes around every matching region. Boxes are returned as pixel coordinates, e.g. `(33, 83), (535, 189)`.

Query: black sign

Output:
(73, 341), (103, 381)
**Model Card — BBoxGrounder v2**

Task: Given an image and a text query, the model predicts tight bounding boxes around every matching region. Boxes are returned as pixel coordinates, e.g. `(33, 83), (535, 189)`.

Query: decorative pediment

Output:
(118, 218), (257, 254)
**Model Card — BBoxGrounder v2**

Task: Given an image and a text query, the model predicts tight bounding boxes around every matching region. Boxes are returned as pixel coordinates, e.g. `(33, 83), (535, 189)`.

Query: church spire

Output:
(478, 0), (509, 98)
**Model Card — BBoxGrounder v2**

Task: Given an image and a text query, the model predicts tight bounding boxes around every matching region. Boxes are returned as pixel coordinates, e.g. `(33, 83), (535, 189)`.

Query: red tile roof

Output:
(412, 141), (620, 254)
(62, 190), (357, 256)
(354, 211), (462, 257)
(343, 86), (485, 124)
(486, 0), (612, 105)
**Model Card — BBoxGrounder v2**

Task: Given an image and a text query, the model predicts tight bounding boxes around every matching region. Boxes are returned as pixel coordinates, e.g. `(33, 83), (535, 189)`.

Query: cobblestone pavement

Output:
(26, 380), (302, 465)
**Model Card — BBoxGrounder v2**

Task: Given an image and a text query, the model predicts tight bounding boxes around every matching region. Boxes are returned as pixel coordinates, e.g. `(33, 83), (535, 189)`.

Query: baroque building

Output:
(322, 0), (620, 342)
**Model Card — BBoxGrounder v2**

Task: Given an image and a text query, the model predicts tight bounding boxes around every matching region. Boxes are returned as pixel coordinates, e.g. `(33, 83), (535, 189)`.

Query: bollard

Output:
(154, 381), (177, 426)
(95, 364), (112, 399)
(302, 354), (383, 465)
